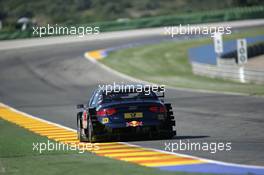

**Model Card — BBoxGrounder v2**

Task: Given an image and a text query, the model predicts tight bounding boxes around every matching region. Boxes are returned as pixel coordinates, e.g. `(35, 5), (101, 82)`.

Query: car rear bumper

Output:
(92, 122), (175, 141)
(94, 128), (175, 141)
(104, 120), (161, 128)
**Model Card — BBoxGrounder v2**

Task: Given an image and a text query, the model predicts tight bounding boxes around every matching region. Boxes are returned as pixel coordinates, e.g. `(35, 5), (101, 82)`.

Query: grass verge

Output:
(0, 119), (207, 175)
(101, 27), (264, 95)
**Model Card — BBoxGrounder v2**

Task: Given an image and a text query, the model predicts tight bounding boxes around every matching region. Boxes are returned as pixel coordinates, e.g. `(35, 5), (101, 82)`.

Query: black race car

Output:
(76, 86), (176, 142)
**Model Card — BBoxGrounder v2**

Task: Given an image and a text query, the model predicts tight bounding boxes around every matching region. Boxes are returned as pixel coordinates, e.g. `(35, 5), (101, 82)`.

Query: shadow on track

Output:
(93, 135), (210, 143)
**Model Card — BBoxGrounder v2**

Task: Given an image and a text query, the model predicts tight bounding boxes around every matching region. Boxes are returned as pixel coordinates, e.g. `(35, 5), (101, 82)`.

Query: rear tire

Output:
(165, 103), (176, 138)
(77, 112), (86, 142)
(87, 116), (96, 143)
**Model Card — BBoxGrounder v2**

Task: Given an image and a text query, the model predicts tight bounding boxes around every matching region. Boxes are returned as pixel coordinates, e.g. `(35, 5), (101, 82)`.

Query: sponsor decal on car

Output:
(124, 112), (143, 119)
(102, 117), (109, 124)
(126, 121), (143, 127)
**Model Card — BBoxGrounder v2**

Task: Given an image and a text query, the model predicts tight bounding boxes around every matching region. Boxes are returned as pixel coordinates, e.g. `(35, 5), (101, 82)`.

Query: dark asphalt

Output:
(0, 35), (264, 166)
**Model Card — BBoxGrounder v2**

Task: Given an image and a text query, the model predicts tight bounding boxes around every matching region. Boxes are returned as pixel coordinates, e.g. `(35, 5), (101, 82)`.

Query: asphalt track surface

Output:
(0, 30), (264, 167)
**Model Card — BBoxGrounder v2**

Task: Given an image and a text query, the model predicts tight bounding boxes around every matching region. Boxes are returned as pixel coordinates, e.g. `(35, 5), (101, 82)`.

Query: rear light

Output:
(97, 108), (117, 116)
(83, 111), (87, 121)
(160, 106), (166, 113)
(149, 106), (166, 113)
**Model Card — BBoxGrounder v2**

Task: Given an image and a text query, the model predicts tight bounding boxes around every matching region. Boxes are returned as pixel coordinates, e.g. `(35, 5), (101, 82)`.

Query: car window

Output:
(103, 91), (157, 102)
(90, 90), (100, 107)
(88, 90), (96, 106)
(96, 94), (103, 105)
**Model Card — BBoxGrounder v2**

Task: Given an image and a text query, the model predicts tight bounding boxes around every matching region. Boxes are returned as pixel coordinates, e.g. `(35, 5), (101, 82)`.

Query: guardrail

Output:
(189, 36), (264, 84)
(191, 58), (264, 84)
(221, 42), (264, 63)
(188, 36), (264, 65)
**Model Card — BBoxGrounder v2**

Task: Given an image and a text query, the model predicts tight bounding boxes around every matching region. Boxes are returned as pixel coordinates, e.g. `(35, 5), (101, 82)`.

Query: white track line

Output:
(0, 103), (75, 132)
(83, 52), (264, 169)
(2, 102), (264, 169)
(121, 142), (264, 169)
(84, 52), (252, 96)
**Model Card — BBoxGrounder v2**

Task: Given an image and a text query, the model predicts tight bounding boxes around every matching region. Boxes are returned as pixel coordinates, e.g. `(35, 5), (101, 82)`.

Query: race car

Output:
(76, 86), (176, 142)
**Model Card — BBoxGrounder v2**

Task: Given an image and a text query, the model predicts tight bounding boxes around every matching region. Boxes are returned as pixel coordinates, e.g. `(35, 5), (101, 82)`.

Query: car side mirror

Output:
(76, 104), (84, 109)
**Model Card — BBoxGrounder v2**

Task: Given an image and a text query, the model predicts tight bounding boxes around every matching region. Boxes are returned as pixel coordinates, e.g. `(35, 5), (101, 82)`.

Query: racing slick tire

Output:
(87, 109), (98, 143)
(77, 112), (87, 142)
(164, 103), (176, 139)
(87, 117), (94, 142)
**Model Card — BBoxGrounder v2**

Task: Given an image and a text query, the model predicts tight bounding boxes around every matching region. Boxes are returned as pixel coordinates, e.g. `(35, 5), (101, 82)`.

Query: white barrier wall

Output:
(191, 58), (264, 84)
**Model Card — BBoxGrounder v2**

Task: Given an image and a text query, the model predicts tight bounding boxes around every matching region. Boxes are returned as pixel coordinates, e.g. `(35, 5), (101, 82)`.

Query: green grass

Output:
(0, 119), (209, 175)
(101, 27), (264, 95)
